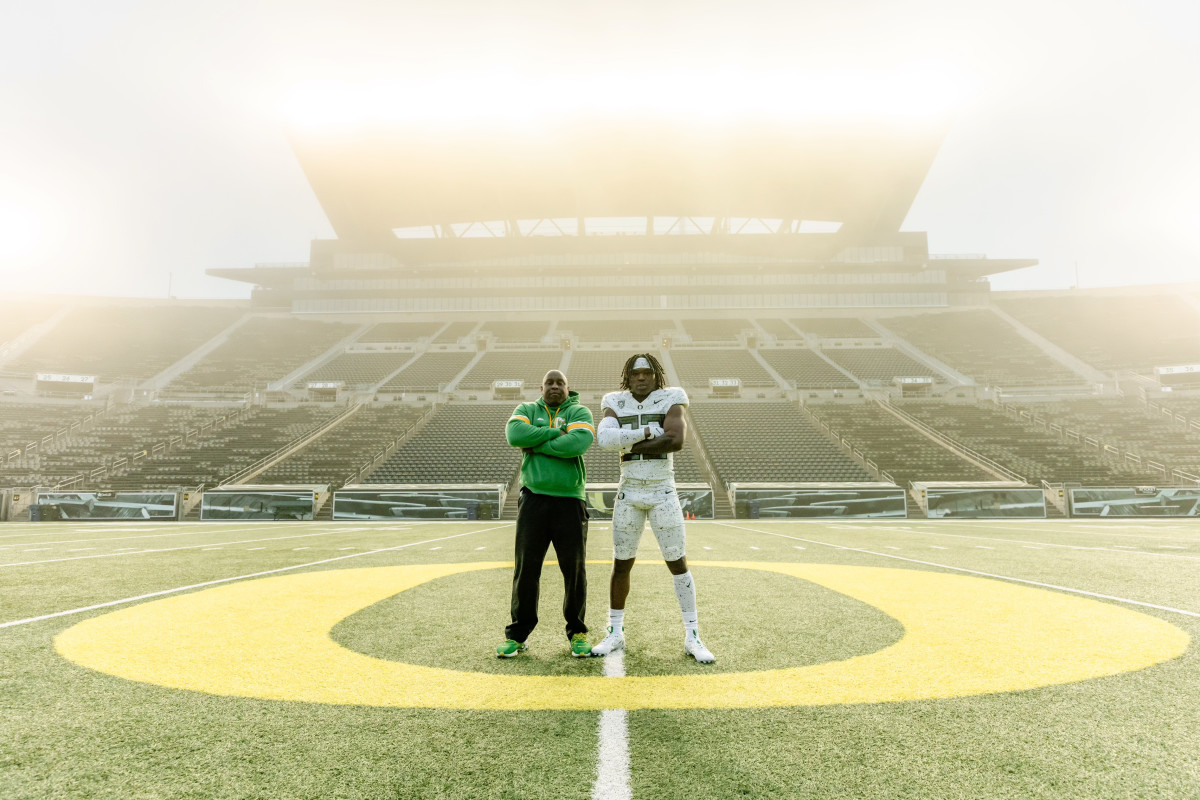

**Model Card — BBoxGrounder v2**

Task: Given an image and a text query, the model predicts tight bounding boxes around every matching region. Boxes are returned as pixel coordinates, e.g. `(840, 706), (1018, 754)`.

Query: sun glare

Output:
(279, 66), (968, 130)
(0, 198), (43, 262)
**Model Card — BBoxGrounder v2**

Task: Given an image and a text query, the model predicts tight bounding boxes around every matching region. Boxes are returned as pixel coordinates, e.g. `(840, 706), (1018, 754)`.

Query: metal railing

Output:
(879, 396), (1026, 483)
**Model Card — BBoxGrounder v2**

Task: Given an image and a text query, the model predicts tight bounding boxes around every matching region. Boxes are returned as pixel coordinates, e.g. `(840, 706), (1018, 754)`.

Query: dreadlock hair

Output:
(619, 352), (667, 392)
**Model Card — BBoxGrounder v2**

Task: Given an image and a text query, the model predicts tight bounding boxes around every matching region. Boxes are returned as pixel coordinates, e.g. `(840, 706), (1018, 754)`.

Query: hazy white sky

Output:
(2, 0), (1197, 299)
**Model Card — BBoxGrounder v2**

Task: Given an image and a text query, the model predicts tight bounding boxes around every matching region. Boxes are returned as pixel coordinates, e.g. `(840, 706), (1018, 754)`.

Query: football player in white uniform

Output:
(590, 353), (715, 663)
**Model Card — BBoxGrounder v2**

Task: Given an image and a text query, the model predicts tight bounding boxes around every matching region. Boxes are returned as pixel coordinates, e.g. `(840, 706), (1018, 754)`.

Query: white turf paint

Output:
(718, 523), (1200, 619)
(0, 529), (360, 568)
(592, 650), (632, 800)
(856, 524), (1200, 562)
(0, 524), (508, 629)
(0, 526), (269, 547)
(936, 519), (1200, 544)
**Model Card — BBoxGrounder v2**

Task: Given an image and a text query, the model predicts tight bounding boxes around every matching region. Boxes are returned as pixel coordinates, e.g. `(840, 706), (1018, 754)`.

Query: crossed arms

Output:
(596, 404), (686, 454)
(506, 413), (595, 459)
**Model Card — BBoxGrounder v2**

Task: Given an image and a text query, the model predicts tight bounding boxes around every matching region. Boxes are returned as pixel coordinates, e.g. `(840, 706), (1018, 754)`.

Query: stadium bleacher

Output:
(881, 310), (1072, 387)
(757, 349), (858, 389)
(170, 317), (356, 392)
(755, 319), (803, 341)
(1012, 398), (1200, 476)
(293, 352), (415, 389)
(357, 322), (444, 343)
(899, 402), (1153, 485)
(670, 349), (776, 388)
(790, 317), (879, 338)
(0, 403), (104, 464)
(563, 320), (675, 343)
(5, 405), (233, 487)
(432, 321), (479, 344)
(0, 305), (55, 349)
(564, 351), (660, 392)
(477, 321), (551, 342)
(5, 296), (1199, 517)
(688, 402), (873, 485)
(679, 319), (753, 343)
(377, 352), (476, 393)
(805, 403), (993, 487)
(107, 405), (341, 489)
(996, 295), (1200, 373)
(822, 348), (942, 384)
(455, 351), (565, 391)
(364, 404), (520, 484)
(7, 306), (245, 381)
(257, 403), (429, 487)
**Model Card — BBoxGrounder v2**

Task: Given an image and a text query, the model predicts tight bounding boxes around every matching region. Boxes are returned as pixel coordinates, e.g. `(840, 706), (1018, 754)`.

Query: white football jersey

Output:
(600, 387), (689, 481)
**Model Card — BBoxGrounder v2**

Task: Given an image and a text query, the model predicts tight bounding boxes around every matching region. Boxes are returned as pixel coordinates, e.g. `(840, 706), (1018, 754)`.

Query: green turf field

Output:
(2, 518), (1198, 799)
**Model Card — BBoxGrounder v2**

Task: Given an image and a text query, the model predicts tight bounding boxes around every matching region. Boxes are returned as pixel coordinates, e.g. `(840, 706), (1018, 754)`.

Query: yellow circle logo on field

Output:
(55, 562), (1188, 710)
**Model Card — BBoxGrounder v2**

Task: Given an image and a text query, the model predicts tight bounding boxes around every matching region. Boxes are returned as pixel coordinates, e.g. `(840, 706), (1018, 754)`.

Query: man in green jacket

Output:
(497, 369), (596, 658)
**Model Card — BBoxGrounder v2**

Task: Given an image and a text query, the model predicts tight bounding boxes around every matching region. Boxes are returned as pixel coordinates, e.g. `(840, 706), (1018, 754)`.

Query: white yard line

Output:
(0, 526), (268, 548)
(0, 525), (508, 629)
(0, 529), (354, 568)
(591, 650), (631, 800)
(951, 520), (1200, 544)
(854, 525), (1200, 562)
(717, 522), (1200, 619)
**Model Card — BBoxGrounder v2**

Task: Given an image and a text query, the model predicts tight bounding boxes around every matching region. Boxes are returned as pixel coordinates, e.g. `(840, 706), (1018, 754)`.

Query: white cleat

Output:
(684, 630), (716, 663)
(590, 627), (626, 657)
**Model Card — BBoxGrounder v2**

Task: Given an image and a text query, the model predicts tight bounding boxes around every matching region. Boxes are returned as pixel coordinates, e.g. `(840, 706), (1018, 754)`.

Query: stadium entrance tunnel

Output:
(55, 562), (1188, 710)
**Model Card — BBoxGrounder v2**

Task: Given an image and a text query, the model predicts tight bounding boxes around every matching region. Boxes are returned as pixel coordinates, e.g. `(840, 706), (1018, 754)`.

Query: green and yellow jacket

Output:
(506, 391), (595, 500)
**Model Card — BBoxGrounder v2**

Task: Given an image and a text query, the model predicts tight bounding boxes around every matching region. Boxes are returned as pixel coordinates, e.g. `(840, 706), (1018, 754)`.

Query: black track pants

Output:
(506, 488), (589, 642)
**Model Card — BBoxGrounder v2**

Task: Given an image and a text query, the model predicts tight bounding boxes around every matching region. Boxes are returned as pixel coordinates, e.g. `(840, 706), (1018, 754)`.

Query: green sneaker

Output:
(570, 633), (591, 658)
(496, 639), (528, 658)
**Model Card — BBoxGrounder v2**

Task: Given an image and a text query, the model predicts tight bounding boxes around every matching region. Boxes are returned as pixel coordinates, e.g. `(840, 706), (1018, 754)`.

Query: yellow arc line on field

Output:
(54, 562), (1189, 710)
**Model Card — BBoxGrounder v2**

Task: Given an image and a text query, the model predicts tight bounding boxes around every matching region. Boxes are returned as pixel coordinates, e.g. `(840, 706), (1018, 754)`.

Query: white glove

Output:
(646, 422), (665, 439)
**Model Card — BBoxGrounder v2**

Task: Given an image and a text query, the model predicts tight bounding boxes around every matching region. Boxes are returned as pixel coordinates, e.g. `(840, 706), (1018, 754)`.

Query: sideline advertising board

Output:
(1069, 486), (1200, 517)
(333, 484), (504, 520)
(32, 491), (179, 520)
(918, 483), (1046, 519)
(201, 489), (316, 521)
(731, 483), (907, 519)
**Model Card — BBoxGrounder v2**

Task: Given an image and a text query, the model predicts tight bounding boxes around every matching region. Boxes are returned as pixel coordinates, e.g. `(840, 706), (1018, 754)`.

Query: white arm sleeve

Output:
(597, 415), (649, 449)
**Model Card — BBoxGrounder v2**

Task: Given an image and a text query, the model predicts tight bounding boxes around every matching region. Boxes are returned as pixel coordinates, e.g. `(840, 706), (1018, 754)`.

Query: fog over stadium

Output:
(2, 0), (1197, 299)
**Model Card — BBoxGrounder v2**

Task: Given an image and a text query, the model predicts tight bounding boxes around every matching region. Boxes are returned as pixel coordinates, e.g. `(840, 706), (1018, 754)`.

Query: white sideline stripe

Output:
(0, 525), (506, 630)
(954, 520), (1200, 543)
(0, 526), (267, 547)
(849, 525), (1200, 562)
(718, 523), (1200, 619)
(592, 651), (631, 800)
(0, 529), (352, 568)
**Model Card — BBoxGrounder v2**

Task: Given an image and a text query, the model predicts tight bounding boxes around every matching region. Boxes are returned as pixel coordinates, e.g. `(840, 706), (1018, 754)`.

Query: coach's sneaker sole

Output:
(684, 630), (715, 663)
(590, 627), (626, 657)
(496, 639), (528, 658)
(570, 633), (592, 658)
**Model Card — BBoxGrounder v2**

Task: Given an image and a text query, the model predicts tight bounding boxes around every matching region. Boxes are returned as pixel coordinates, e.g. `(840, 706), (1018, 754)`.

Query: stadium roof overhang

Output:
(287, 115), (949, 250)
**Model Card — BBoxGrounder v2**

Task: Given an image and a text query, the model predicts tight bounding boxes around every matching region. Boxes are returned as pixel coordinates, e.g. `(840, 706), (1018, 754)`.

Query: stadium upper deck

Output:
(210, 116), (1034, 313)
